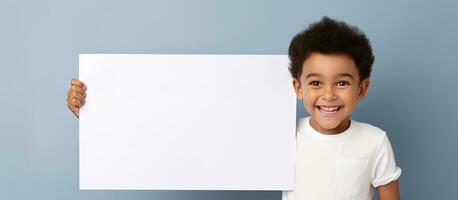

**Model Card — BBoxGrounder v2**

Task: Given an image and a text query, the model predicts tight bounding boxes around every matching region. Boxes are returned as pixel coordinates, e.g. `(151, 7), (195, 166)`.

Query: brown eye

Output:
(309, 81), (320, 86)
(336, 81), (349, 87)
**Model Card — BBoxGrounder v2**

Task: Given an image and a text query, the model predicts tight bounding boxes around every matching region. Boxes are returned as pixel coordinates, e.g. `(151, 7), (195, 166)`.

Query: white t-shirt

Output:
(282, 117), (401, 200)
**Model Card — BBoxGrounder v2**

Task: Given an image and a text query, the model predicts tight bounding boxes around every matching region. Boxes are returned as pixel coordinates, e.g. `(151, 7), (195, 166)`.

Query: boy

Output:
(67, 17), (401, 200)
(283, 17), (401, 200)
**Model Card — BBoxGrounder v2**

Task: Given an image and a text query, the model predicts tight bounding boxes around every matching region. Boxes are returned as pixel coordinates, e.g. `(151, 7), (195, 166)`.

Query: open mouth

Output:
(316, 106), (342, 113)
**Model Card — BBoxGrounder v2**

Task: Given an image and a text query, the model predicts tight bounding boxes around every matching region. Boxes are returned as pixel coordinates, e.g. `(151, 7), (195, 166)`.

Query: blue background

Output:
(1, 0), (457, 199)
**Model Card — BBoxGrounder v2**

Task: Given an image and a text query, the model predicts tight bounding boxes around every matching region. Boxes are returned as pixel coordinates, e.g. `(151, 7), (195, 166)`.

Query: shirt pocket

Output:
(334, 158), (369, 199)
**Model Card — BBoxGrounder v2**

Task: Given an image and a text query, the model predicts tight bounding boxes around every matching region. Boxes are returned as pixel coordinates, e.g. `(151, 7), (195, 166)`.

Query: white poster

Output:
(79, 54), (296, 190)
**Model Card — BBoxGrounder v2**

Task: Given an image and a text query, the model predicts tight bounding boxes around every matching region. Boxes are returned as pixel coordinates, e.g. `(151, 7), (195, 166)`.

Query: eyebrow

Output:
(336, 73), (354, 80)
(305, 73), (354, 80)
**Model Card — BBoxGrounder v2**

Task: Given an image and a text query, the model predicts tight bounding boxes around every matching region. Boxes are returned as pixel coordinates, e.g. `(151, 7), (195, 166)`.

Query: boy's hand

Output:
(66, 79), (87, 119)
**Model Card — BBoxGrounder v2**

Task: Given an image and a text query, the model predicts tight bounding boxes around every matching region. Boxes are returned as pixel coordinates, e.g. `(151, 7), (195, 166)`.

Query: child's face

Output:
(293, 52), (370, 134)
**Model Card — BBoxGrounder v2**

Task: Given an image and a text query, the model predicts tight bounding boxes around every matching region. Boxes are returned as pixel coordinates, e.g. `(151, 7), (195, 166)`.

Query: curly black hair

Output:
(288, 16), (374, 82)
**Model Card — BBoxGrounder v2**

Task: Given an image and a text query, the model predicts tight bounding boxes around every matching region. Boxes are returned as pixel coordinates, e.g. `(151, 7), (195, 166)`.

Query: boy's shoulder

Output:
(351, 119), (387, 141)
(347, 119), (390, 157)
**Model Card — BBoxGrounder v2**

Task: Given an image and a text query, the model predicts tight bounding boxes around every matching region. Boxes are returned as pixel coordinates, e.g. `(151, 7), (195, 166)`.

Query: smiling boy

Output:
(282, 17), (401, 200)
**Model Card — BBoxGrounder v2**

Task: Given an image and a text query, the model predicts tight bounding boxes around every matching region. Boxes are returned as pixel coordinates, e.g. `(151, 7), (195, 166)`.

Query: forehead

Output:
(301, 52), (359, 79)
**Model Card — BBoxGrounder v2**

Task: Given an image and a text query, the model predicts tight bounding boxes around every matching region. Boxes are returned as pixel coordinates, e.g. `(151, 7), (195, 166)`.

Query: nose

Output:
(321, 85), (337, 101)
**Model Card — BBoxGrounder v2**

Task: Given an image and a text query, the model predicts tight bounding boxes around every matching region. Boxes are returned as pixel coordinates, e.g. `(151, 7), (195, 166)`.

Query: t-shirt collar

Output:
(302, 117), (354, 141)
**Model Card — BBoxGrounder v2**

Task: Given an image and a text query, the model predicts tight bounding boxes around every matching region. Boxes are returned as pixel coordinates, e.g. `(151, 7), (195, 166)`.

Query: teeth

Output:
(319, 106), (340, 112)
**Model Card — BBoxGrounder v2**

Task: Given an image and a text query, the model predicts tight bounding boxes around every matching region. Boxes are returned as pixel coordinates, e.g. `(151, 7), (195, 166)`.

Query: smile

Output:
(316, 106), (342, 112)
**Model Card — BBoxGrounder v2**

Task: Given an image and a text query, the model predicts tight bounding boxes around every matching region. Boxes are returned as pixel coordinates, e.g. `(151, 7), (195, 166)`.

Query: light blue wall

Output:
(1, 0), (457, 199)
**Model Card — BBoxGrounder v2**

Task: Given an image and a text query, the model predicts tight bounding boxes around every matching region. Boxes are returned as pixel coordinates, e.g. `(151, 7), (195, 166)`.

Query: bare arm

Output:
(377, 180), (400, 200)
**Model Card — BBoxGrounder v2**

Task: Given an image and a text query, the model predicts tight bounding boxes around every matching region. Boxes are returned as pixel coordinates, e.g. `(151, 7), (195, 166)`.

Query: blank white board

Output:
(79, 54), (296, 190)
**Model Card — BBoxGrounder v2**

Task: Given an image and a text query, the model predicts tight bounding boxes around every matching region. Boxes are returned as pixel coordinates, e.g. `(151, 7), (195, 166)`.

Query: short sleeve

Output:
(371, 132), (401, 187)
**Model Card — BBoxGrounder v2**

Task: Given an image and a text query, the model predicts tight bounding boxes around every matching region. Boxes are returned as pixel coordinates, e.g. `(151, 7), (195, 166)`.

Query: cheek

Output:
(302, 88), (318, 107)
(340, 89), (359, 107)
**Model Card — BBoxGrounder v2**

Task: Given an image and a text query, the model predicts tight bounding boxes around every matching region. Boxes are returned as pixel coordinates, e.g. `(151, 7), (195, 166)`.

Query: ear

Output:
(292, 78), (303, 100)
(357, 79), (370, 100)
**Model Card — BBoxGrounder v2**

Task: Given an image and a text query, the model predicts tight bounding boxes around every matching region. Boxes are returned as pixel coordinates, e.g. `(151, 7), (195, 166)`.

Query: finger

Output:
(67, 88), (82, 99)
(67, 101), (79, 115)
(67, 94), (85, 107)
(67, 97), (82, 109)
(67, 86), (86, 98)
(71, 79), (86, 89)
(71, 80), (87, 91)
(69, 103), (79, 112)
(75, 91), (86, 105)
(70, 91), (85, 103)
(71, 83), (84, 91)
(72, 98), (82, 108)
(70, 85), (85, 96)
